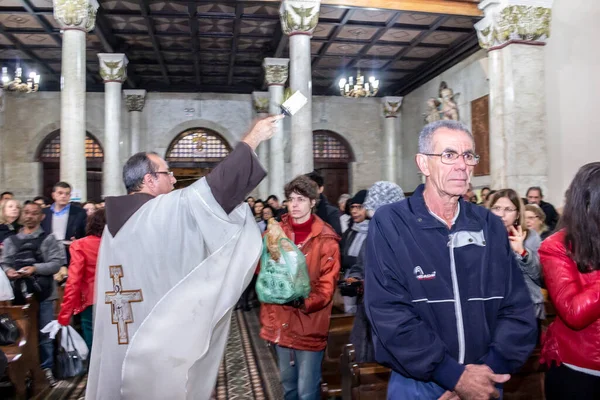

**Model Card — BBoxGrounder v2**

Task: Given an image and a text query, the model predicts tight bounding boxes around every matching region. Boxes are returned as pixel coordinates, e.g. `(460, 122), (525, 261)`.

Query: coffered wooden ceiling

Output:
(0, 0), (482, 96)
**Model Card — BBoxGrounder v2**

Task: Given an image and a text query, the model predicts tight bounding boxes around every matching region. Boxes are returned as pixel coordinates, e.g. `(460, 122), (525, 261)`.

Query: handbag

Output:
(0, 313), (19, 345)
(53, 328), (85, 380)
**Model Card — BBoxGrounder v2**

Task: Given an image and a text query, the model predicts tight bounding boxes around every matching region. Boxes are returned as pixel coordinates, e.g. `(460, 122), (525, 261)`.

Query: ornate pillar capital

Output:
(98, 53), (128, 84)
(383, 96), (403, 118)
(123, 89), (147, 112)
(279, 0), (321, 36)
(263, 58), (290, 87)
(52, 0), (99, 32)
(475, 0), (554, 50)
(252, 91), (270, 114)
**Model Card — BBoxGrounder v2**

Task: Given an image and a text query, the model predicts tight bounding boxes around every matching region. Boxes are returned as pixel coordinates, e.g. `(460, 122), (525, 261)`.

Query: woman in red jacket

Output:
(260, 175), (340, 400)
(57, 208), (106, 350)
(540, 162), (600, 399)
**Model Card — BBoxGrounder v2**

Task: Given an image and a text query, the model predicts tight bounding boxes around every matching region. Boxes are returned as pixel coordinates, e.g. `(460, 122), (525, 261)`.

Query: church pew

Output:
(320, 313), (354, 399)
(0, 297), (48, 399)
(340, 344), (390, 400)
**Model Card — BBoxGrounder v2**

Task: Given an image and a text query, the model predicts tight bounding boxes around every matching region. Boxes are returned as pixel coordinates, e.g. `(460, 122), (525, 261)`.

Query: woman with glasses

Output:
(539, 162), (600, 399)
(525, 204), (552, 240)
(489, 189), (544, 321)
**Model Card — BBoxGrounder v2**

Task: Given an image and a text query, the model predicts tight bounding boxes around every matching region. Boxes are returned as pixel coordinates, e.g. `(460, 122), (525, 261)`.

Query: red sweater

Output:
(291, 215), (314, 245)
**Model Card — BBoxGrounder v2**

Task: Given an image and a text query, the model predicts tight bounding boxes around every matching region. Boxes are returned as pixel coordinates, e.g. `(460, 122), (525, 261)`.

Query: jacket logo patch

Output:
(414, 266), (436, 281)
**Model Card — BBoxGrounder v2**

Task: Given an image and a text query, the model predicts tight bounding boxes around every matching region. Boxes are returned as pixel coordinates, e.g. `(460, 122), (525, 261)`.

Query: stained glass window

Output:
(313, 130), (351, 162)
(166, 129), (231, 162)
(39, 133), (103, 161)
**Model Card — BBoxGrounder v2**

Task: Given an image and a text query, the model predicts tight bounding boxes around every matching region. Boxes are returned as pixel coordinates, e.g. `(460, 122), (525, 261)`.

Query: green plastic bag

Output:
(256, 236), (311, 304)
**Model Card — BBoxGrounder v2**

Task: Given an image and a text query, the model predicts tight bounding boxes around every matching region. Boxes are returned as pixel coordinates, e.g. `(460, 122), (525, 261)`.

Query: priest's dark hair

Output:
(305, 171), (324, 188)
(560, 162), (600, 273)
(86, 208), (106, 237)
(284, 175), (319, 202)
(123, 151), (160, 194)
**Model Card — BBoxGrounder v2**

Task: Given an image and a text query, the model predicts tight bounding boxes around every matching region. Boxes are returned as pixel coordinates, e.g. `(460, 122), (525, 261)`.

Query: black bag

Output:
(53, 329), (85, 380)
(337, 280), (363, 297)
(0, 313), (19, 345)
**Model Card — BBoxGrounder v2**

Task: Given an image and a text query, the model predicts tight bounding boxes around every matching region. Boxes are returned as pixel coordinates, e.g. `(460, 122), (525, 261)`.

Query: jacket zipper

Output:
(448, 233), (466, 364)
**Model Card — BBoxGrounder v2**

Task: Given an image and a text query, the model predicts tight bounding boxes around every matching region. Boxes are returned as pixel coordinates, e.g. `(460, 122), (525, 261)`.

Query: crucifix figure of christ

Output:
(105, 265), (143, 345)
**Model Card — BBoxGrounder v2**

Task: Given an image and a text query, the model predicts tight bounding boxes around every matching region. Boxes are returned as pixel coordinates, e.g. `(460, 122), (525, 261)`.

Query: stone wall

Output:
(400, 50), (490, 192)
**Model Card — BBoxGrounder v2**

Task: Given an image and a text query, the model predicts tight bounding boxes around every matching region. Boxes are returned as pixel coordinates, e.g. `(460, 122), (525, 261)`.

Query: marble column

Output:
(476, 0), (553, 196)
(280, 0), (321, 177)
(98, 53), (128, 197)
(252, 91), (270, 199)
(123, 89), (147, 155)
(382, 97), (403, 183)
(53, 0), (99, 201)
(263, 58), (289, 200)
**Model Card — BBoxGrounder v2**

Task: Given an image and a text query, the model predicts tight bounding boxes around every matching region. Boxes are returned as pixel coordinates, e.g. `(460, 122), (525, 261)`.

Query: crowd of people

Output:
(0, 118), (599, 399)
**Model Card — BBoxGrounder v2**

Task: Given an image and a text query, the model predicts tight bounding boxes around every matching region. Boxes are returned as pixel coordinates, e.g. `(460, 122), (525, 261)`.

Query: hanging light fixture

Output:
(1, 65), (41, 93)
(338, 68), (379, 98)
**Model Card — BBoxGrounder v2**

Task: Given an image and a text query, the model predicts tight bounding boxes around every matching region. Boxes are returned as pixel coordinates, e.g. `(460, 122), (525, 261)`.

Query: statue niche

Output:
(424, 81), (460, 124)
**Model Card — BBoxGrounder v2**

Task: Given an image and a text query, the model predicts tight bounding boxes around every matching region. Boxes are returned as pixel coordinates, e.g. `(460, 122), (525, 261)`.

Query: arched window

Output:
(36, 130), (104, 202)
(312, 130), (354, 203)
(166, 128), (232, 189)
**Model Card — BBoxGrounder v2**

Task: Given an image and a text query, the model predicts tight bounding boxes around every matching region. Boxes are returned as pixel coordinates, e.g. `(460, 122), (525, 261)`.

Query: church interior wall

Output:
(545, 0), (600, 206)
(401, 50), (489, 193)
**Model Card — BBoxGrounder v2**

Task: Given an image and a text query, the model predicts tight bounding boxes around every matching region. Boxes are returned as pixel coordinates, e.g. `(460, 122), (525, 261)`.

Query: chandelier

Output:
(338, 69), (379, 98)
(1, 66), (41, 93)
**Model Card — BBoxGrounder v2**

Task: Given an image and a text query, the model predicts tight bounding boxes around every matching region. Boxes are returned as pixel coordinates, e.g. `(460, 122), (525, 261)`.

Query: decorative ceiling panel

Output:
(0, 14), (43, 29)
(390, 59), (424, 70)
(243, 5), (279, 16)
(0, 0), (24, 7)
(382, 71), (407, 80)
(0, 34), (10, 45)
(355, 59), (388, 69)
(233, 76), (258, 85)
(336, 26), (379, 41)
(115, 34), (153, 48)
(12, 33), (55, 46)
(313, 69), (338, 79)
(318, 6), (345, 20)
(168, 65), (194, 74)
(421, 31), (466, 45)
(315, 57), (350, 68)
(134, 64), (164, 74)
(312, 23), (335, 39)
(28, 0), (53, 8)
(0, 49), (30, 59)
(197, 18), (233, 34)
(202, 52), (230, 64)
(197, 3), (235, 14)
(105, 15), (147, 32)
(154, 17), (190, 33)
(237, 37), (269, 50)
(235, 53), (263, 65)
(366, 45), (404, 57)
(32, 48), (61, 60)
(325, 42), (365, 56)
(87, 34), (102, 49)
(205, 76), (227, 85)
(201, 65), (228, 75)
(233, 66), (261, 76)
(311, 41), (322, 55)
(442, 16), (476, 29)
(240, 20), (277, 36)
(158, 36), (191, 50)
(404, 46), (443, 58)
(98, 0), (140, 12)
(198, 37), (231, 50)
(126, 50), (156, 61)
(44, 15), (61, 29)
(350, 9), (394, 23)
(148, 2), (187, 14)
(396, 13), (439, 26)
(379, 28), (421, 43)
(161, 51), (192, 62)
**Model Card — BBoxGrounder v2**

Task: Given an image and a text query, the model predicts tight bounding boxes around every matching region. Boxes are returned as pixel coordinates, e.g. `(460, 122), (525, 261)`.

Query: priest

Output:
(86, 115), (283, 400)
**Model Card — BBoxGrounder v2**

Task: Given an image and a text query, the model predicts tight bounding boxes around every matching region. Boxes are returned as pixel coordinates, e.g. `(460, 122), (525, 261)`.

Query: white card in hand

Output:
(281, 91), (308, 116)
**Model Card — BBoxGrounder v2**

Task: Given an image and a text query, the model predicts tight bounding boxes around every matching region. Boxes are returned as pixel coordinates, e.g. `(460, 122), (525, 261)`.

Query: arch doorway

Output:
(166, 128), (231, 190)
(313, 130), (354, 204)
(37, 131), (104, 202)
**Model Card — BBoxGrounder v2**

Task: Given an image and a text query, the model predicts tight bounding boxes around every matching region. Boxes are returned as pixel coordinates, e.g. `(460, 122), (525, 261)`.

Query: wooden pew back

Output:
(321, 314), (354, 399)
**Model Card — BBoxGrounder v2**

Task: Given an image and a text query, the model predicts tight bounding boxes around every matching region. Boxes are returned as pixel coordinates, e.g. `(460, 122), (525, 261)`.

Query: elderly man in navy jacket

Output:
(365, 120), (537, 400)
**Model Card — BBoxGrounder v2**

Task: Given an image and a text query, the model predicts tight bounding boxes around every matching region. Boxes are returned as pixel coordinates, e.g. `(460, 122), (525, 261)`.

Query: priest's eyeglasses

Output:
(422, 151), (480, 166)
(155, 171), (174, 178)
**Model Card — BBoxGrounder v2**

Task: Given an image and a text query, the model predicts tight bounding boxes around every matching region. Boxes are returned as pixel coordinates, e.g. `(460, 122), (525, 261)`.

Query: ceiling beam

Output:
(139, 0), (170, 85)
(227, 4), (243, 86)
(187, 2), (201, 86)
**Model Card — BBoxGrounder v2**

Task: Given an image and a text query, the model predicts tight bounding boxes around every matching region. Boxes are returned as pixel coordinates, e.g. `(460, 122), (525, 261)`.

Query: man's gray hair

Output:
(418, 120), (474, 154)
(338, 193), (351, 203)
(123, 152), (159, 194)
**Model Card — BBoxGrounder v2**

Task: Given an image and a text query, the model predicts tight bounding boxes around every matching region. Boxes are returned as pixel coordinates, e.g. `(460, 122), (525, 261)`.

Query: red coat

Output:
(260, 214), (341, 351)
(57, 235), (101, 326)
(540, 230), (600, 370)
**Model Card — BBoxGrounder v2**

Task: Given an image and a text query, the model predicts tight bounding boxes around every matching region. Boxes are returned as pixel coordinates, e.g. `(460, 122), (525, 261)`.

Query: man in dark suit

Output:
(306, 171), (342, 236)
(526, 186), (559, 232)
(41, 182), (87, 265)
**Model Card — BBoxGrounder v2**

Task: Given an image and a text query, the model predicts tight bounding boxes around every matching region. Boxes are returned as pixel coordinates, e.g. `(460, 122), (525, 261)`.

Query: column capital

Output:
(123, 89), (147, 112)
(383, 96), (403, 118)
(53, 0), (99, 32)
(252, 91), (270, 114)
(263, 58), (290, 86)
(279, 0), (321, 36)
(475, 0), (554, 50)
(98, 53), (128, 83)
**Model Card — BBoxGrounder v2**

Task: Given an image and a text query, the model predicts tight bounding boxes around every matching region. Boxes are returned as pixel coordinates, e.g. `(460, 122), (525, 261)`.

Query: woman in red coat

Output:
(539, 162), (600, 399)
(57, 209), (106, 350)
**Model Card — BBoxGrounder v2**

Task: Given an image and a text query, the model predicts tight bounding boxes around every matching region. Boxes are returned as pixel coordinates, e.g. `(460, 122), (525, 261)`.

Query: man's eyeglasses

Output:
(155, 171), (174, 178)
(422, 151), (480, 166)
(490, 206), (518, 214)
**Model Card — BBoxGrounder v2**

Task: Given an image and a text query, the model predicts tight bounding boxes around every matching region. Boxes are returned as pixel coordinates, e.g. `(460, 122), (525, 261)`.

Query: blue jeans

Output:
(275, 345), (324, 400)
(39, 300), (55, 370)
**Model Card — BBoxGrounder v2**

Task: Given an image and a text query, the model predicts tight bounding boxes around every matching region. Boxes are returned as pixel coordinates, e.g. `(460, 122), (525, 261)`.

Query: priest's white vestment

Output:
(86, 143), (264, 400)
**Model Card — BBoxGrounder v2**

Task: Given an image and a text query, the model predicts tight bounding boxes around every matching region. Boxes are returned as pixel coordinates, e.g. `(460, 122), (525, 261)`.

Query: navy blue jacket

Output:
(364, 185), (537, 392)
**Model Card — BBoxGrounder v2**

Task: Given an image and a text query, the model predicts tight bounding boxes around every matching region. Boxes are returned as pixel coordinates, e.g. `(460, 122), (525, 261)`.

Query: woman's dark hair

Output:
(86, 208), (106, 237)
(285, 175), (319, 201)
(560, 162), (600, 273)
(253, 200), (265, 216)
(262, 205), (276, 219)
